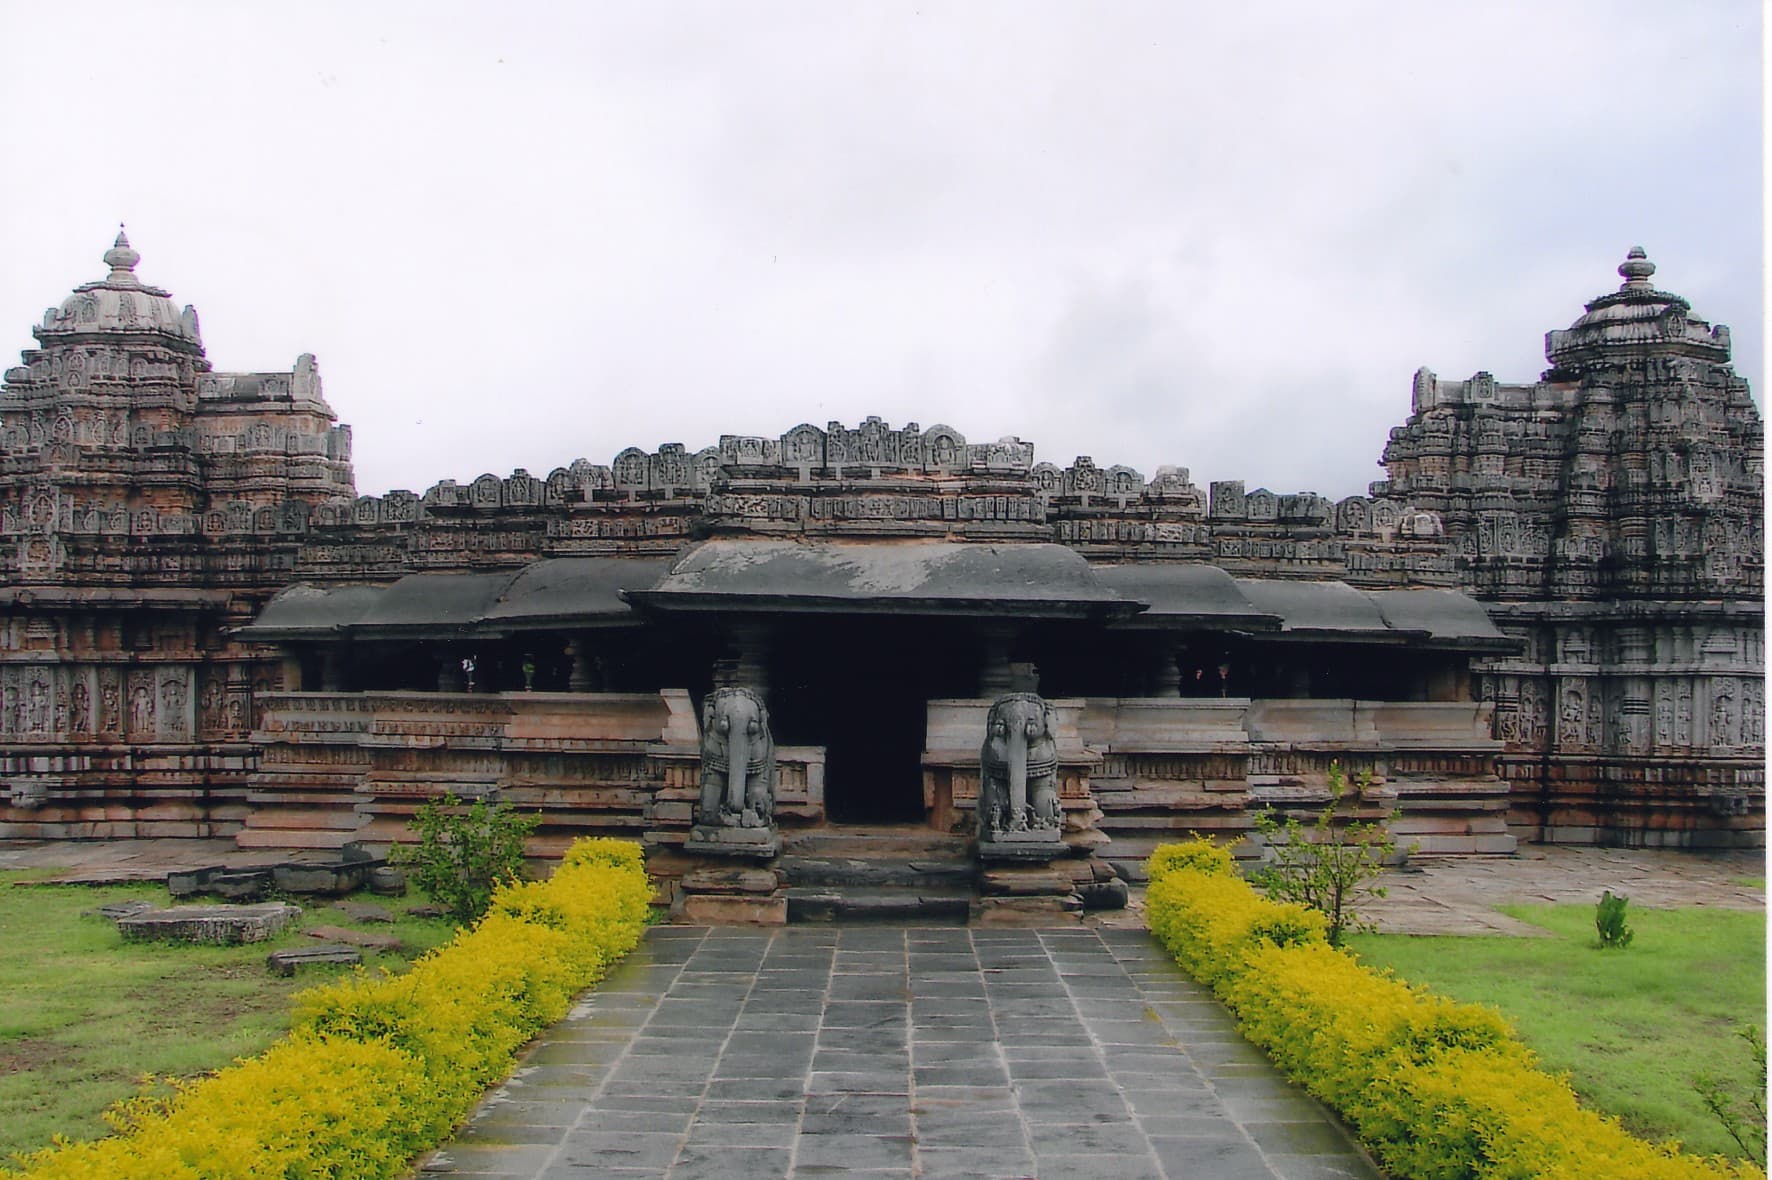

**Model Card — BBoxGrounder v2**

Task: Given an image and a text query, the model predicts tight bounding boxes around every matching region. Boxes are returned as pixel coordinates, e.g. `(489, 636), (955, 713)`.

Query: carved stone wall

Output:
(1379, 251), (1764, 846)
(0, 239), (1760, 847)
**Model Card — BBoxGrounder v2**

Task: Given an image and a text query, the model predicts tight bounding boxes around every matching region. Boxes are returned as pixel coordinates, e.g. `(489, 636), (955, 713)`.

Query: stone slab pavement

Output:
(1359, 844), (1765, 935)
(420, 925), (1380, 1180)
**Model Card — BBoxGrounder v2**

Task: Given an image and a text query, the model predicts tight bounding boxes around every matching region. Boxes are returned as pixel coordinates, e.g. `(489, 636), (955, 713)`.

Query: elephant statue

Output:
(978, 692), (1061, 843)
(698, 686), (775, 829)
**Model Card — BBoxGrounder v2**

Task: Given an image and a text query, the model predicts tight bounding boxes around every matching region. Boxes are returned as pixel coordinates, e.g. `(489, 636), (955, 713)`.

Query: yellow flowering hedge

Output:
(1143, 838), (1764, 1180)
(4, 837), (652, 1180)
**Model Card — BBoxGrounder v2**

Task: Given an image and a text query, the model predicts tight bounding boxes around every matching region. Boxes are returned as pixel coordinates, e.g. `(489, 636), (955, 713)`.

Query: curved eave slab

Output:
(625, 539), (1143, 621)
(1091, 563), (1282, 632)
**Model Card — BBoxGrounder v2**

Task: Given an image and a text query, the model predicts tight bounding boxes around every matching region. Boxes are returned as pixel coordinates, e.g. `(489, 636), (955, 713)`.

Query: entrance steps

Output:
(779, 826), (976, 923)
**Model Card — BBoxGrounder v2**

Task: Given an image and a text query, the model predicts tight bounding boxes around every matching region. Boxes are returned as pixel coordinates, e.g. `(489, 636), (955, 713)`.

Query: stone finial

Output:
(103, 227), (141, 280)
(1618, 246), (1656, 290)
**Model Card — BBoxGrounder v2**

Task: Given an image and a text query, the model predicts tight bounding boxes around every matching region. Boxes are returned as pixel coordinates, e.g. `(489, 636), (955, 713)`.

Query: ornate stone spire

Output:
(1544, 246), (1730, 376)
(1617, 246), (1656, 290)
(32, 228), (205, 353)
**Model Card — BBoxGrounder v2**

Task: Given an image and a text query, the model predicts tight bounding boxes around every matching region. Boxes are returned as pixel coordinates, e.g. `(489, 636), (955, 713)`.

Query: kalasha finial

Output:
(1618, 246), (1656, 289)
(103, 224), (140, 276)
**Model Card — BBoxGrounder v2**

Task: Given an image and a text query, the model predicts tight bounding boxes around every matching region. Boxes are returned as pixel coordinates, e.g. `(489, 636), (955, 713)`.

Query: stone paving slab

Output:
(419, 926), (1379, 1180)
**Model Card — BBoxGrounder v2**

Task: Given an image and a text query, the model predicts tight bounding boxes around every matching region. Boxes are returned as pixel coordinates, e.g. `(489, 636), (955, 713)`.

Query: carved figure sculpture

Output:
(697, 687), (775, 829)
(978, 692), (1061, 842)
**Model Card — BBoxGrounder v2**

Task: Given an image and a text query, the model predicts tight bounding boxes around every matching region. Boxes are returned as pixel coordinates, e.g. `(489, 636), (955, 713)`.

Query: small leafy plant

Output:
(1694, 1025), (1767, 1166)
(390, 792), (541, 924)
(1594, 889), (1634, 949)
(1250, 761), (1398, 947)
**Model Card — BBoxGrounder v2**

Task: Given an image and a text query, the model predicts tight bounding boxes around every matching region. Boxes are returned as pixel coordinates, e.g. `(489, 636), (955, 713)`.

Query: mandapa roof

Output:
(235, 557), (671, 641)
(236, 544), (1513, 652)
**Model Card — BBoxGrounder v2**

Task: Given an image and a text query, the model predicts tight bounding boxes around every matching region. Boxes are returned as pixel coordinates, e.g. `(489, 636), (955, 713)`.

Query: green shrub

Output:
(1142, 840), (1763, 1180)
(391, 792), (542, 924)
(1695, 1027), (1767, 1167)
(1597, 889), (1636, 949)
(1250, 761), (1398, 946)
(1145, 836), (1237, 884)
(3, 838), (652, 1180)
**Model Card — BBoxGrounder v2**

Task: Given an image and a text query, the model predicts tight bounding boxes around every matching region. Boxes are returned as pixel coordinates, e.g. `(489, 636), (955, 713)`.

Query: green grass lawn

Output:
(0, 871), (458, 1163)
(1345, 904), (1766, 1160)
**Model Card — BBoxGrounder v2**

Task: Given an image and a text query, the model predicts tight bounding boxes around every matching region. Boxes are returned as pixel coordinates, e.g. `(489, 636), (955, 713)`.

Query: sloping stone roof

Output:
(239, 544), (1512, 653)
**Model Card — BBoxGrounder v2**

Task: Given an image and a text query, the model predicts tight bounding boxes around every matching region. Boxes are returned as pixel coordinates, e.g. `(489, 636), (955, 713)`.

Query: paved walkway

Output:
(420, 926), (1378, 1180)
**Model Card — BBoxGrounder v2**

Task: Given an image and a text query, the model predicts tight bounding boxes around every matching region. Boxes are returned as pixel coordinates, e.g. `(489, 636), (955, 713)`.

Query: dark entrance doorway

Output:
(770, 618), (975, 824)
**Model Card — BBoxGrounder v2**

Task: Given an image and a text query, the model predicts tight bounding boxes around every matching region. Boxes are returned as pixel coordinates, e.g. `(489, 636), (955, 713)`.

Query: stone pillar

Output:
(319, 647), (345, 693)
(1152, 642), (1183, 697)
(978, 624), (1017, 698)
(565, 638), (598, 692)
(436, 651), (464, 693)
(280, 652), (304, 694)
(722, 622), (772, 698)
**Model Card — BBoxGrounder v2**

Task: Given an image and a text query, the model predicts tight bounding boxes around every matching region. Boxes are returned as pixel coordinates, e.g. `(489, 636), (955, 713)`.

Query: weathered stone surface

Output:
(210, 870), (272, 900)
(681, 867), (781, 895)
(304, 924), (402, 951)
(975, 837), (1068, 864)
(979, 867), (1073, 896)
(681, 893), (787, 926)
(166, 867), (228, 899)
(85, 899), (155, 921)
(406, 904), (449, 919)
(333, 900), (393, 923)
(970, 894), (1083, 926)
(368, 866), (407, 896)
(268, 944), (361, 976)
(683, 825), (781, 860)
(118, 902), (301, 945)
(1076, 879), (1130, 910)
(273, 861), (379, 896)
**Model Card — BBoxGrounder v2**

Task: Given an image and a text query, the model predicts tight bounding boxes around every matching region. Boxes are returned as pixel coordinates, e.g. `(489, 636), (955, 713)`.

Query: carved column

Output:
(436, 650), (464, 693)
(565, 638), (599, 692)
(1151, 642), (1183, 697)
(978, 623), (1017, 698)
(718, 622), (772, 698)
(319, 646), (345, 692)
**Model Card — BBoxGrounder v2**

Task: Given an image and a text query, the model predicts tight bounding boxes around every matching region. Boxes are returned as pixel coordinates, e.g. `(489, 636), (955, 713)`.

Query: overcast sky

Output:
(1, 2), (1761, 500)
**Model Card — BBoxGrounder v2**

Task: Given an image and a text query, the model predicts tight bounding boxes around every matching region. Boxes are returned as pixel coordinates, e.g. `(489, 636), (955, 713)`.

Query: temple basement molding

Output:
(0, 236), (1761, 911)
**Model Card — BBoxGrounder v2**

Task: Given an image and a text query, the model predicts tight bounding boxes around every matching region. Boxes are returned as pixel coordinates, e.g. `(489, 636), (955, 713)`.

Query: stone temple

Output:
(0, 235), (1761, 917)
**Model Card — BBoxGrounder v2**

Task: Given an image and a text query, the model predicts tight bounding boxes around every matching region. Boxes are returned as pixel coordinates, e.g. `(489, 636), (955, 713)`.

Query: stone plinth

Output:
(118, 902), (302, 945)
(684, 824), (781, 860)
(979, 866), (1073, 896)
(975, 832), (1067, 863)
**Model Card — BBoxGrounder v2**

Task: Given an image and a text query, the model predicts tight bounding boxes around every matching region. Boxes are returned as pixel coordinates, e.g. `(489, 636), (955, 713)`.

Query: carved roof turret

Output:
(34, 229), (206, 355)
(1544, 247), (1731, 377)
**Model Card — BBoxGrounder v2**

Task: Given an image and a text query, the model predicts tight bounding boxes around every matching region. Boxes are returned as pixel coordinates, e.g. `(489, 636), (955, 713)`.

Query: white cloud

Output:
(0, 1), (1758, 499)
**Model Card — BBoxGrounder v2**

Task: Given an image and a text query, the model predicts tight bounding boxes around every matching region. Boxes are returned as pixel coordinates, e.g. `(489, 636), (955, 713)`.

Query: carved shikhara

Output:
(696, 687), (776, 830)
(977, 693), (1062, 845)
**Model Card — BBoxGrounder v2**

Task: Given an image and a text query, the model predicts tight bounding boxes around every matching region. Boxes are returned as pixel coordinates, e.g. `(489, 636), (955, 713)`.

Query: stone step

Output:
(785, 885), (973, 925)
(781, 825), (971, 859)
(777, 854), (976, 890)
